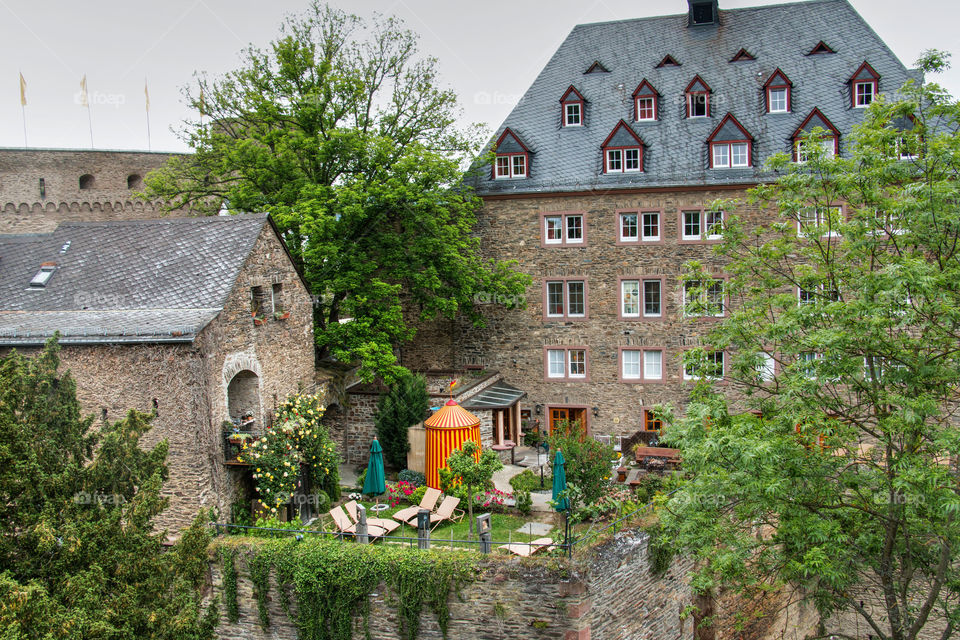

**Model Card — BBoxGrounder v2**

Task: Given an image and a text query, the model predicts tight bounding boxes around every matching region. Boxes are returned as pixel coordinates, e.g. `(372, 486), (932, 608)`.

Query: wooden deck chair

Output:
(344, 500), (400, 535)
(328, 505), (387, 539)
(497, 537), (555, 557)
(393, 487), (442, 526)
(428, 495), (464, 531)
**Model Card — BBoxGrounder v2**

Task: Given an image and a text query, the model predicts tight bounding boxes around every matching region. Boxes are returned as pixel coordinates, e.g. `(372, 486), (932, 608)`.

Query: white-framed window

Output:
(565, 102), (582, 126)
(606, 148), (642, 173)
(684, 350), (724, 380)
(636, 97), (656, 121)
(758, 352), (776, 381)
(495, 153), (527, 179)
(797, 205), (842, 237)
(684, 280), (725, 317)
(547, 348), (588, 380)
(768, 87), (788, 113)
(682, 211), (702, 240)
(543, 213), (584, 245)
(620, 212), (638, 241)
(621, 280), (640, 318)
(795, 138), (837, 163)
(712, 142), (749, 169)
(688, 93), (708, 118)
(798, 287), (817, 305)
(855, 81), (875, 108)
(682, 210), (722, 240)
(642, 211), (660, 241)
(545, 279), (586, 319)
(798, 352), (821, 379)
(643, 279), (662, 318)
(621, 348), (664, 382)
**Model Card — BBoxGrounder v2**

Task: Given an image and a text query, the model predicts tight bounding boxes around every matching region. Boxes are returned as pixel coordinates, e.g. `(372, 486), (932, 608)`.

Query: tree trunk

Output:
(693, 589), (715, 640)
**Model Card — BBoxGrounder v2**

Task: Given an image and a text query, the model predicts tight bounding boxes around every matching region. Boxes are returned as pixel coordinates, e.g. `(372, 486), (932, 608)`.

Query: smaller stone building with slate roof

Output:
(0, 213), (316, 531)
(403, 0), (919, 445)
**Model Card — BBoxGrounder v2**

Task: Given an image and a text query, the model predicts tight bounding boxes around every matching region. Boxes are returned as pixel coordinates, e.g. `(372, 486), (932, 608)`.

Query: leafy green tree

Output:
(547, 419), (615, 512)
(445, 441), (502, 536)
(375, 372), (429, 469)
(0, 340), (218, 639)
(661, 52), (960, 640)
(146, 2), (529, 383)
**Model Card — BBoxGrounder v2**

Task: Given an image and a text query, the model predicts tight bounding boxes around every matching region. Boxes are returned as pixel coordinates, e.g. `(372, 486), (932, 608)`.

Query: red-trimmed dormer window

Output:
(632, 80), (659, 122)
(707, 114), (753, 169)
(601, 121), (644, 173)
(792, 108), (841, 162)
(850, 61), (880, 109)
(493, 128), (530, 179)
(729, 48), (756, 62)
(560, 85), (585, 127)
(807, 41), (835, 56)
(655, 54), (681, 69)
(764, 68), (792, 114)
(685, 75), (712, 118)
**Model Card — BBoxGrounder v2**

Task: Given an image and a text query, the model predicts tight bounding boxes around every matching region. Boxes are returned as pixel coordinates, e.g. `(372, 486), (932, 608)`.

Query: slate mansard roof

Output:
(0, 214), (273, 345)
(472, 0), (915, 196)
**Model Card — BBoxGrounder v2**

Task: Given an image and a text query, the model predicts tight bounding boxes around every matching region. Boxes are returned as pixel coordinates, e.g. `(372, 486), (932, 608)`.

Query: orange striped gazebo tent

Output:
(424, 399), (482, 489)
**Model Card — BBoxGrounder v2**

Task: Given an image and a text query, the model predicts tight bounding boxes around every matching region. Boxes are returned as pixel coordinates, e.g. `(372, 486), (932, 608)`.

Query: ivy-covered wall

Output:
(209, 528), (692, 640)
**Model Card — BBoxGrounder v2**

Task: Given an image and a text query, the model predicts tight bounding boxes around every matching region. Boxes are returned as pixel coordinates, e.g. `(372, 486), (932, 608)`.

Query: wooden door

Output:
(549, 408), (569, 434)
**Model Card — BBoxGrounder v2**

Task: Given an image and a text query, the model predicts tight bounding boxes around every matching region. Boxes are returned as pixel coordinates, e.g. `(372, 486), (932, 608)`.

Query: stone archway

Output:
(227, 370), (260, 423)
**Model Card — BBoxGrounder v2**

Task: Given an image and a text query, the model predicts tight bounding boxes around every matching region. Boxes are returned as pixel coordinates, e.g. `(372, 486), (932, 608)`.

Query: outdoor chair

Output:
(327, 505), (387, 539)
(343, 500), (400, 535)
(427, 495), (464, 532)
(496, 537), (555, 557)
(393, 487), (442, 525)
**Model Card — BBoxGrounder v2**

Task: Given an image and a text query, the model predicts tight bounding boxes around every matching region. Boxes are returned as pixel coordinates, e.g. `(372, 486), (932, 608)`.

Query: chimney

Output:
(688, 0), (719, 26)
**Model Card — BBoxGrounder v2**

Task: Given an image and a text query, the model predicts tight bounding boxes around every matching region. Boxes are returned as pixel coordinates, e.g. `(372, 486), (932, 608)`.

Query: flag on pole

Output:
(144, 79), (150, 112)
(19, 73), (26, 106)
(198, 86), (205, 115)
(79, 75), (88, 107)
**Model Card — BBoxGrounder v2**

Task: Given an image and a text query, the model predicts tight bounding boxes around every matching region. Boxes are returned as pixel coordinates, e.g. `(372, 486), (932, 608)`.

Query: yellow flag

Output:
(144, 79), (150, 112)
(80, 75), (88, 107)
(198, 86), (205, 116)
(19, 73), (26, 106)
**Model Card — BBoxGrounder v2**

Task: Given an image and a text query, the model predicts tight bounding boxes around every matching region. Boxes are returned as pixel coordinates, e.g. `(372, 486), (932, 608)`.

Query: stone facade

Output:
(4, 222), (316, 531)
(0, 148), (189, 233)
(404, 187), (763, 438)
(210, 527), (692, 640)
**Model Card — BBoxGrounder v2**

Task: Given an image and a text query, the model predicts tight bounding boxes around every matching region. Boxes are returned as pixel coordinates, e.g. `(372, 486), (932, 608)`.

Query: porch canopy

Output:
(461, 380), (526, 410)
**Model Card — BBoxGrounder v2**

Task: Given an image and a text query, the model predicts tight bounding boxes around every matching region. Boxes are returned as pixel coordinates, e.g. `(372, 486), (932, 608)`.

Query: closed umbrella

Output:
(551, 449), (570, 512)
(362, 437), (386, 499)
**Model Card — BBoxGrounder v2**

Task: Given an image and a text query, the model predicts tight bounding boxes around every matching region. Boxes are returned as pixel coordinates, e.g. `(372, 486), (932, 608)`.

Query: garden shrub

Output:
(515, 489), (532, 515)
(356, 468), (367, 492)
(547, 419), (615, 510)
(509, 468), (548, 493)
(398, 469), (426, 487)
(386, 481), (417, 506)
(408, 484), (428, 506)
(249, 516), (307, 538)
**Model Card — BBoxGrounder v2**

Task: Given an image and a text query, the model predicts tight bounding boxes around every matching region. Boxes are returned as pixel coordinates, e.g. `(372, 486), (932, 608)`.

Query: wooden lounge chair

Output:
(343, 500), (400, 535)
(327, 505), (387, 539)
(393, 487), (442, 525)
(427, 495), (463, 531)
(497, 537), (555, 557)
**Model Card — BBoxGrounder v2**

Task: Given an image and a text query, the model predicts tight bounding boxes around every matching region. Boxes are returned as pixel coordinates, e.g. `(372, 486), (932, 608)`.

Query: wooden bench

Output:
(633, 446), (681, 467)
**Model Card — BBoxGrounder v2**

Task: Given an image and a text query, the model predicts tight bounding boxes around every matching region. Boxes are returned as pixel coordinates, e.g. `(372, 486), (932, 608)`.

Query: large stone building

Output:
(0, 213), (315, 531)
(0, 147), (189, 233)
(404, 0), (916, 443)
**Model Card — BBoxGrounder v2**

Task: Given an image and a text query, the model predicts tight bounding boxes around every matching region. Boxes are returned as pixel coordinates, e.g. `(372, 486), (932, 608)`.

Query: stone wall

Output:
(0, 148), (191, 233)
(402, 188), (765, 438)
(210, 527), (692, 640)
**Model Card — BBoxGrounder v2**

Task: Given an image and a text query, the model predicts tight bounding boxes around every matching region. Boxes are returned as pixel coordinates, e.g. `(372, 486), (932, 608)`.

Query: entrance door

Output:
(549, 408), (587, 437)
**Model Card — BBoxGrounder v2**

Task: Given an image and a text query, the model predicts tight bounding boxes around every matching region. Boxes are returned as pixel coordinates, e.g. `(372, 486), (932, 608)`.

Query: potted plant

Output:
(273, 310), (290, 321)
(253, 314), (267, 326)
(228, 432), (253, 445)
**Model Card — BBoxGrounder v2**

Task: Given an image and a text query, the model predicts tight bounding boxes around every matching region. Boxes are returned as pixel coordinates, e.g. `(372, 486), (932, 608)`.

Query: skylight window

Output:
(29, 264), (56, 288)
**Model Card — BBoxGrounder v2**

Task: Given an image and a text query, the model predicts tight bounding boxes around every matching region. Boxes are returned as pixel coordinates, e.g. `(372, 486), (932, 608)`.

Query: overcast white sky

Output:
(0, 0), (957, 152)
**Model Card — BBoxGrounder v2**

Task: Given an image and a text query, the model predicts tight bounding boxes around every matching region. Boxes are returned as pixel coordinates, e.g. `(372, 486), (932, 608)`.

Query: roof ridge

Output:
(574, 0), (846, 30)
(55, 213), (269, 228)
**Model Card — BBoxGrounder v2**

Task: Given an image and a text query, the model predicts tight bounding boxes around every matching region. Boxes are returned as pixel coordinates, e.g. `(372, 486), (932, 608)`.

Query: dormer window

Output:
(560, 86), (586, 127)
(850, 61), (880, 109)
(632, 80), (659, 122)
(684, 75), (712, 118)
(601, 121), (645, 174)
(655, 54), (681, 69)
(492, 128), (531, 179)
(688, 0), (719, 26)
(807, 41), (836, 56)
(792, 108), (841, 162)
(584, 61), (609, 74)
(729, 48), (755, 62)
(764, 68), (792, 113)
(29, 263), (56, 288)
(707, 114), (753, 169)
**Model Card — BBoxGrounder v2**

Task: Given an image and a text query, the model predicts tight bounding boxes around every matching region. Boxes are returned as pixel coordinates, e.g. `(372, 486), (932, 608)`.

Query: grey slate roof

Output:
(0, 214), (270, 345)
(471, 0), (914, 196)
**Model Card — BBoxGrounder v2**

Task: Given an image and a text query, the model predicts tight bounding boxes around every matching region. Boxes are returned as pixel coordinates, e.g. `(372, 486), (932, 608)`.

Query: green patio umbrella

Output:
(362, 437), (386, 498)
(552, 449), (570, 512)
